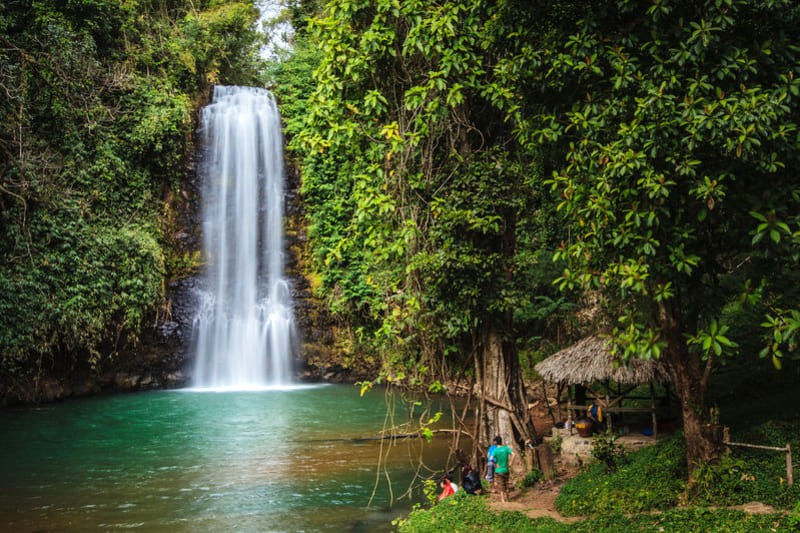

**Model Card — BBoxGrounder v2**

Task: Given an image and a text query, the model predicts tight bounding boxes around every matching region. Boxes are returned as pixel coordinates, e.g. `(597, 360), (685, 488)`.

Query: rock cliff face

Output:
(283, 161), (349, 383)
(139, 151), (375, 390)
(0, 275), (200, 406)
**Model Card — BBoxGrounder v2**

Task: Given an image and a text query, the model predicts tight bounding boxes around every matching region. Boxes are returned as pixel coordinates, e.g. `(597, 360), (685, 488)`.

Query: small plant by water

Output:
(421, 478), (438, 506)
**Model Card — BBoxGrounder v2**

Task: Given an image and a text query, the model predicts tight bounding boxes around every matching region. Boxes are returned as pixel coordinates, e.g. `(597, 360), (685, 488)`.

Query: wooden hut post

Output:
(555, 382), (564, 423)
(567, 384), (573, 435)
(542, 380), (561, 422)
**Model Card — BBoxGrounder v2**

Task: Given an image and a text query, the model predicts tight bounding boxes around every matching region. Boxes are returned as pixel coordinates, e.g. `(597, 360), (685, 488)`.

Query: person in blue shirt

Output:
(485, 440), (499, 489)
(587, 398), (606, 432)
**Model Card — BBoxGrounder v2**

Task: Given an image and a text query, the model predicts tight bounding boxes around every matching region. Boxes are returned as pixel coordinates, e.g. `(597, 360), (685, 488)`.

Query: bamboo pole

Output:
(726, 441), (789, 452)
(787, 443), (793, 486)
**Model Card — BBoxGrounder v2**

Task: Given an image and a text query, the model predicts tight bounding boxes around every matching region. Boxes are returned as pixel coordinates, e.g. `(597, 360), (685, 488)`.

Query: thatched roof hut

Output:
(535, 335), (671, 386)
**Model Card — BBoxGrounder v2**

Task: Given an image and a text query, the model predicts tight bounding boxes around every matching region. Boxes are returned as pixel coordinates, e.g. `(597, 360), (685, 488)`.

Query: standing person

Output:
(491, 436), (514, 502)
(437, 474), (458, 501)
(485, 439), (499, 490)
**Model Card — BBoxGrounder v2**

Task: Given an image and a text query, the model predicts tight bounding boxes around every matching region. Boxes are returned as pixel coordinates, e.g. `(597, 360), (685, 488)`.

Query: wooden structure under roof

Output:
(535, 335), (673, 438)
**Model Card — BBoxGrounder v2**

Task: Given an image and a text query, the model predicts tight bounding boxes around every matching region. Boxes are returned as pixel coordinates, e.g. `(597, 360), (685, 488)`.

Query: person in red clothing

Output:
(437, 474), (458, 501)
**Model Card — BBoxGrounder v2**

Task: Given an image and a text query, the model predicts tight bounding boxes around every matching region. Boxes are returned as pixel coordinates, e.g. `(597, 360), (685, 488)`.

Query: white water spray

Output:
(192, 86), (295, 389)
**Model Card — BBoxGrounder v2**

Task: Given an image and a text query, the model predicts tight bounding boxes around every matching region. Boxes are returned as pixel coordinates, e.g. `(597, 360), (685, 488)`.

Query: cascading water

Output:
(192, 85), (296, 390)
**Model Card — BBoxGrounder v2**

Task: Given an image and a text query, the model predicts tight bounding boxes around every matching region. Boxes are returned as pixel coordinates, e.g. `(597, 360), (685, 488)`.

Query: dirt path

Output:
(483, 389), (582, 521)
(485, 450), (583, 523)
(487, 480), (580, 522)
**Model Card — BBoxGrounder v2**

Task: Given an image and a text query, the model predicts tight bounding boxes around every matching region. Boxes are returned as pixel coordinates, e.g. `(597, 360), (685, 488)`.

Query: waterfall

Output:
(192, 86), (295, 390)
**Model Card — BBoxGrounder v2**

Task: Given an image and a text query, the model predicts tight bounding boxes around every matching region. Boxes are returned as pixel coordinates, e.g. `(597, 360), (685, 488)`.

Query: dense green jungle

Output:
(1, 0), (799, 529)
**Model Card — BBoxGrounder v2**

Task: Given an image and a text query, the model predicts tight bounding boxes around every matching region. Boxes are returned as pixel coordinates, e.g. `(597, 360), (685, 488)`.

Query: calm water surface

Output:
(0, 385), (452, 532)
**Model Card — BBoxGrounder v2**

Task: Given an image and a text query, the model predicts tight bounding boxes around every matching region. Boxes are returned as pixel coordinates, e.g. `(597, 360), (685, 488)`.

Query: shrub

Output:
(550, 434), (563, 454)
(687, 455), (754, 505)
(517, 469), (543, 489)
(591, 430), (626, 472)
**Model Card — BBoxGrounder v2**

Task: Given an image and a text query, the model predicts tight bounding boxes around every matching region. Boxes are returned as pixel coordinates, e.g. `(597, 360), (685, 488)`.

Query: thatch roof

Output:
(535, 335), (671, 385)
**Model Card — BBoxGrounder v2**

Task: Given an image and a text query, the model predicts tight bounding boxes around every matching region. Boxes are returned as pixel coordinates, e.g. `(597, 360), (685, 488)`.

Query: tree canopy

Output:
(526, 0), (800, 467)
(276, 0), (799, 470)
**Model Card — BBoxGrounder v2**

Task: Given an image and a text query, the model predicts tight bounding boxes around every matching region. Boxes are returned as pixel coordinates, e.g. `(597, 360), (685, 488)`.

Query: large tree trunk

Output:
(474, 322), (536, 477)
(660, 302), (725, 474)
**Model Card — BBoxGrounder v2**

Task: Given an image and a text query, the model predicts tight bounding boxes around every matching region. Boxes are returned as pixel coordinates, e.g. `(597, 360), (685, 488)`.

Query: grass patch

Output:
(394, 492), (565, 533)
(577, 508), (787, 532)
(556, 419), (800, 516)
(394, 493), (789, 532)
(556, 433), (687, 515)
(397, 419), (799, 531)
